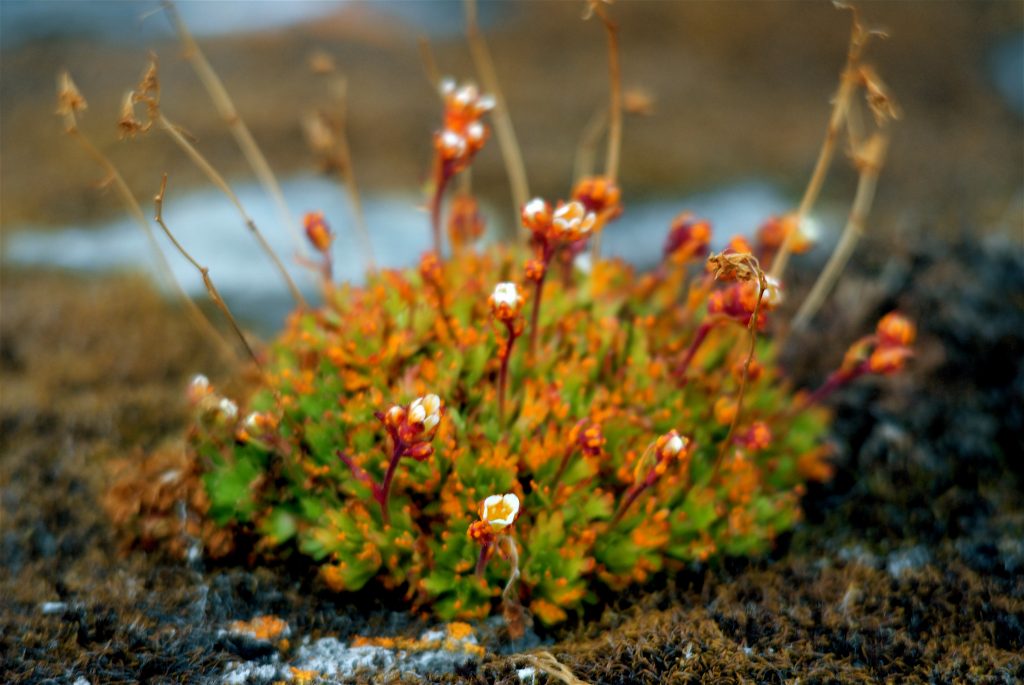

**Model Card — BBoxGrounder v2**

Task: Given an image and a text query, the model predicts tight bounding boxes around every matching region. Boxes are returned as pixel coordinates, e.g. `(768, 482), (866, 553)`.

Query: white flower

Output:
(761, 275), (784, 308)
(492, 282), (522, 308)
(217, 398), (238, 421)
(243, 412), (260, 432)
(665, 434), (685, 457)
(439, 130), (467, 160)
(439, 77), (456, 97)
(551, 201), (596, 240)
(522, 198), (548, 223)
(482, 493), (520, 532)
(453, 83), (479, 108)
(409, 394), (442, 431)
(465, 121), (485, 145)
(187, 374), (212, 404)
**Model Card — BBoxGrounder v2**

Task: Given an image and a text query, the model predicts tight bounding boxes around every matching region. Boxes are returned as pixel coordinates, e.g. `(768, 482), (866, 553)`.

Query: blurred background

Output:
(2, 0), (1022, 328)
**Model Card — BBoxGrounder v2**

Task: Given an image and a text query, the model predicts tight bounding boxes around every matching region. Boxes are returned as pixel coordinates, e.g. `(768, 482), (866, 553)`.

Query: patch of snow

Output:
(517, 666), (537, 683)
(40, 601), (67, 615)
(886, 546), (931, 578)
(222, 661), (284, 685)
(293, 638), (393, 676)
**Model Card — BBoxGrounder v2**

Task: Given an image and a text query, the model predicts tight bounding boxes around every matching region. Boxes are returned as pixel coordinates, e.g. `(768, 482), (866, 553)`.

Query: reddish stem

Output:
(798, 366), (863, 411)
(528, 243), (554, 356)
(475, 543), (493, 577)
(430, 158), (451, 256)
(498, 320), (519, 424)
(675, 320), (714, 379)
(374, 441), (404, 524)
(550, 444), (577, 491)
(610, 481), (647, 527)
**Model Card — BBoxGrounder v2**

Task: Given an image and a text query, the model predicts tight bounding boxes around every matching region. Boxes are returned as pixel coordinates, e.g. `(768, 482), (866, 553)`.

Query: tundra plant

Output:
(76, 4), (910, 631)
(188, 74), (914, 622)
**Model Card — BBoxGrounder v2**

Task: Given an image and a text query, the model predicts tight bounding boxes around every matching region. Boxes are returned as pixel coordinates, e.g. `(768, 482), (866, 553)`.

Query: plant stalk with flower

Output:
(430, 79), (494, 255)
(338, 394), (443, 524)
(488, 283), (526, 424)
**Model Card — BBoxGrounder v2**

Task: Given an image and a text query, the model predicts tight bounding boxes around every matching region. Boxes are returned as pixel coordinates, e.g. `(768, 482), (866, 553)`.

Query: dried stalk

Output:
(712, 276), (767, 479)
(770, 7), (868, 281)
(572, 106), (608, 186)
(156, 113), (307, 307)
(792, 133), (889, 329)
(161, 0), (307, 259)
(154, 175), (261, 368)
(586, 1), (623, 260)
(464, 0), (529, 241)
(417, 36), (442, 92)
(327, 77), (377, 271)
(57, 74), (236, 363)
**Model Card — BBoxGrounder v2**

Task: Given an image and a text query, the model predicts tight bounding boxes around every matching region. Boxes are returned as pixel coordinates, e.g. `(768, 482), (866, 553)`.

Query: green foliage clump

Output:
(190, 228), (833, 626)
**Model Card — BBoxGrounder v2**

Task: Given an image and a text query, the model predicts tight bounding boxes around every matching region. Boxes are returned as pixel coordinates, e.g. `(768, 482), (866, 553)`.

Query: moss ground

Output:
(2, 235), (1022, 683)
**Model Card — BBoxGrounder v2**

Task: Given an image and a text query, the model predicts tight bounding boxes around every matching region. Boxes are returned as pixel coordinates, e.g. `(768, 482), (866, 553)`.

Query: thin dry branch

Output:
(162, 0), (307, 259)
(325, 77), (377, 271)
(57, 72), (236, 363)
(417, 36), (442, 93)
(154, 175), (261, 368)
(572, 106), (608, 186)
(791, 132), (889, 329)
(585, 1), (623, 260)
(156, 113), (308, 308)
(770, 6), (870, 281)
(464, 0), (529, 241)
(713, 269), (767, 479)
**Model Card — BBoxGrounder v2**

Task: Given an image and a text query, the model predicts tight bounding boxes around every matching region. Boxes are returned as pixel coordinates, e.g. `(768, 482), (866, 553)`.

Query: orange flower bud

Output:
(572, 175), (622, 217)
(468, 520), (494, 545)
(404, 442), (434, 461)
(714, 397), (738, 426)
(419, 252), (443, 285)
(524, 258), (546, 282)
(655, 430), (689, 461)
(738, 421), (772, 451)
(732, 358), (763, 384)
(521, 198), (552, 235)
(447, 193), (485, 247)
(664, 213), (711, 263)
(303, 212), (333, 253)
(876, 312), (916, 348)
(868, 346), (912, 375)
(488, 282), (524, 322)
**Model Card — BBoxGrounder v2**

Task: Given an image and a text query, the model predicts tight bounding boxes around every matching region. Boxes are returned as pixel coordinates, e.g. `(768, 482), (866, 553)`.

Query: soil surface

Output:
(2, 233), (1022, 683)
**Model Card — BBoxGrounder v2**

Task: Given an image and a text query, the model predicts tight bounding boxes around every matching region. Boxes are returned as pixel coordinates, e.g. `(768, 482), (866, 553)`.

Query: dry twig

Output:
(56, 71), (236, 363)
(464, 0), (529, 241)
(162, 0), (307, 259)
(154, 175), (261, 368)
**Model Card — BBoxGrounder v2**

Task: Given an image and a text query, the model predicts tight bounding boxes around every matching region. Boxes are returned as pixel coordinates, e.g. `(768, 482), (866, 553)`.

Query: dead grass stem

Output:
(154, 174), (261, 368)
(792, 132), (889, 328)
(771, 5), (868, 281)
(156, 113), (307, 308)
(162, 0), (307, 260)
(464, 0), (529, 241)
(57, 73), (236, 363)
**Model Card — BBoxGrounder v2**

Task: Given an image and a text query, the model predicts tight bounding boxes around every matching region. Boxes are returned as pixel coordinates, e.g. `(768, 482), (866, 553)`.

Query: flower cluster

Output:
(435, 79), (494, 174)
(384, 394), (444, 461)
